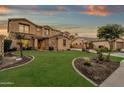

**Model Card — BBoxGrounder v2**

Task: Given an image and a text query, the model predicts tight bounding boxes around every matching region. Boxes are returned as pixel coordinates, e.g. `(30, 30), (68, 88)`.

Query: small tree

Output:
(96, 46), (104, 62)
(97, 24), (124, 61)
(15, 33), (25, 57)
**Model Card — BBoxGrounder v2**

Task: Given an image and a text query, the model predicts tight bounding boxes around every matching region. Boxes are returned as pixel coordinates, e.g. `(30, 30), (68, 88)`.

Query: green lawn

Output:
(0, 50), (123, 87)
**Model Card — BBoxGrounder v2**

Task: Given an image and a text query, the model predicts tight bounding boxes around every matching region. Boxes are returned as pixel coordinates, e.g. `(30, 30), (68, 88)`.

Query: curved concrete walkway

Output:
(100, 60), (124, 87)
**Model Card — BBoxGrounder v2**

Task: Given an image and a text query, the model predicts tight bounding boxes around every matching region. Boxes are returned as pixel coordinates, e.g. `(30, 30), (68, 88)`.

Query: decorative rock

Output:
(16, 57), (22, 61)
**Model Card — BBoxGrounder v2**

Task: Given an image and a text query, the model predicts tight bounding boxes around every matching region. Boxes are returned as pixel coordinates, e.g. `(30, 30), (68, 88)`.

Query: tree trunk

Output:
(19, 40), (23, 57)
(106, 41), (114, 61)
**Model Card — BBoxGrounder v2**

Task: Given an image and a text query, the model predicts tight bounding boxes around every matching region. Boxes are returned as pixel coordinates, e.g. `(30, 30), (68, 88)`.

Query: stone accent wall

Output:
(0, 35), (4, 57)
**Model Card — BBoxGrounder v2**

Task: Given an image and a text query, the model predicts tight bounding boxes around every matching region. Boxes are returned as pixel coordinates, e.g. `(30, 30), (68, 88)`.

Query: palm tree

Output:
(97, 24), (124, 61)
(15, 33), (25, 57)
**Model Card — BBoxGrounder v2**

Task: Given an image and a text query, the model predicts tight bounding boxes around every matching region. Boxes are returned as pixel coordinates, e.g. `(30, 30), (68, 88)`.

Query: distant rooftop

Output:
(79, 37), (99, 41)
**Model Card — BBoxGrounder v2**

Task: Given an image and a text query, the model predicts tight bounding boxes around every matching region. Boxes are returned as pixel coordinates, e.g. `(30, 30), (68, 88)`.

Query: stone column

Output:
(0, 35), (4, 64)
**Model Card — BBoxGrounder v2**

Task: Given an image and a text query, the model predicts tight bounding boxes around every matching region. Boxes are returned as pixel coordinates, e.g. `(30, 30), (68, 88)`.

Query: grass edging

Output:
(0, 55), (35, 72)
(72, 57), (98, 87)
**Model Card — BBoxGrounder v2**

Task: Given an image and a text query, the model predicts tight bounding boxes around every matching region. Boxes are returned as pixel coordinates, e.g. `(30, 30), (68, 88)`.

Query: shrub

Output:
(7, 47), (17, 52)
(0, 54), (3, 64)
(83, 57), (90, 62)
(67, 49), (71, 51)
(83, 57), (92, 66)
(96, 47), (104, 61)
(84, 62), (92, 66)
(49, 46), (54, 51)
(116, 48), (121, 52)
(11, 47), (17, 51)
(4, 39), (12, 52)
(0, 55), (2, 60)
(101, 47), (108, 53)
(22, 47), (26, 50)
(26, 47), (32, 50)
(82, 48), (86, 51)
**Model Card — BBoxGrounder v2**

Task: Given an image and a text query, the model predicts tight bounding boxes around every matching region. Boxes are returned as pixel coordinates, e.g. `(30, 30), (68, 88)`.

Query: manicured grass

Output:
(0, 50), (123, 87)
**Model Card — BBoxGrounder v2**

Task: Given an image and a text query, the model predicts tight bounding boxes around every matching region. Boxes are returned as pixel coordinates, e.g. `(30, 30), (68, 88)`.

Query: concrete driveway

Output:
(71, 48), (124, 58)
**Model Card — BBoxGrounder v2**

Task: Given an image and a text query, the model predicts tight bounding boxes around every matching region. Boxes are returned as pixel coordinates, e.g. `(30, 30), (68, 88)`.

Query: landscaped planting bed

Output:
(0, 54), (33, 70)
(74, 57), (120, 85)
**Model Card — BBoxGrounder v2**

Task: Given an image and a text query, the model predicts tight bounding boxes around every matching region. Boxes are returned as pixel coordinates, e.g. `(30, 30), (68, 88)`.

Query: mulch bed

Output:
(74, 58), (120, 85)
(0, 55), (33, 70)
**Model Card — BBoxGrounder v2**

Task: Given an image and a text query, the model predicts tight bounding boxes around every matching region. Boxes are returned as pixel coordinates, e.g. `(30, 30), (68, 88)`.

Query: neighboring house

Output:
(71, 37), (124, 50)
(71, 37), (98, 49)
(8, 18), (70, 50)
(71, 37), (84, 49)
(92, 38), (124, 50)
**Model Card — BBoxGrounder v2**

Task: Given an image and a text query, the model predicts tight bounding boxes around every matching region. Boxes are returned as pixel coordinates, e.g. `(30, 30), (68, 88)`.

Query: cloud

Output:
(2, 5), (124, 17)
(6, 5), (69, 16)
(81, 5), (110, 16)
(41, 6), (68, 16)
(0, 5), (10, 14)
(38, 6), (67, 16)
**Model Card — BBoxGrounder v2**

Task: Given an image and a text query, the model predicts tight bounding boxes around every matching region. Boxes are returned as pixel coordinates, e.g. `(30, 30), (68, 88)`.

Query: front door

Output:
(38, 40), (41, 49)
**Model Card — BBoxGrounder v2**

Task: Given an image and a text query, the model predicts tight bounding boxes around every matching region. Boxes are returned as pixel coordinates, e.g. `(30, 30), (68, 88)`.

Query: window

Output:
(37, 28), (40, 31)
(19, 24), (30, 33)
(19, 24), (24, 32)
(25, 25), (30, 33)
(63, 39), (66, 46)
(44, 30), (49, 36)
(22, 39), (29, 48)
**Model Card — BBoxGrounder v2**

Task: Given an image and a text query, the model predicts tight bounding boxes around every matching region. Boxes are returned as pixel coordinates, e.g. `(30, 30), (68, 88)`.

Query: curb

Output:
(0, 55), (35, 72)
(120, 59), (124, 66)
(72, 57), (98, 87)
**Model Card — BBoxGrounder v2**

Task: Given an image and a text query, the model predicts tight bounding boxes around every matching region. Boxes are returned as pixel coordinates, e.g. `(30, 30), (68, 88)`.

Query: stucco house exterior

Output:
(8, 18), (71, 51)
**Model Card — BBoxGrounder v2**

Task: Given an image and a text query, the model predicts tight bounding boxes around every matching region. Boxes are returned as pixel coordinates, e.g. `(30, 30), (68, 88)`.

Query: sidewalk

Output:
(100, 60), (124, 87)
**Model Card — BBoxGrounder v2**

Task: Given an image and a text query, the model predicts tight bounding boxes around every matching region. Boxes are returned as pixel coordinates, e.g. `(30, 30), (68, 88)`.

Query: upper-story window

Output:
(19, 24), (24, 33)
(37, 28), (40, 31)
(25, 25), (30, 33)
(44, 29), (49, 36)
(19, 24), (30, 33)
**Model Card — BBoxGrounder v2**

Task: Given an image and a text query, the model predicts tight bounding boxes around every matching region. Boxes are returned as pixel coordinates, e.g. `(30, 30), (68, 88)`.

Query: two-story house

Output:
(8, 18), (71, 51)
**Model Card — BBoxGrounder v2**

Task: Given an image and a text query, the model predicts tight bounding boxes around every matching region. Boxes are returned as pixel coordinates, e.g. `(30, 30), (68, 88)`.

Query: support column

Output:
(0, 35), (4, 64)
(34, 39), (38, 49)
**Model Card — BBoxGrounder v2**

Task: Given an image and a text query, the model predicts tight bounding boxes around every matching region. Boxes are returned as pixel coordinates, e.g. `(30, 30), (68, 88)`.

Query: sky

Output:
(1, 5), (124, 37)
